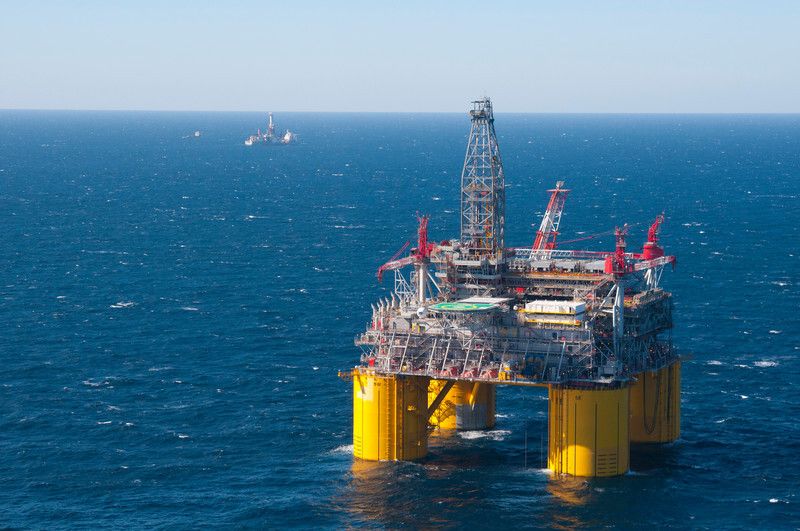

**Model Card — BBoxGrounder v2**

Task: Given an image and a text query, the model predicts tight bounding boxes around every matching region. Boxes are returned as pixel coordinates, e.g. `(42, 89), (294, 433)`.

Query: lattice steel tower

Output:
(460, 98), (506, 260)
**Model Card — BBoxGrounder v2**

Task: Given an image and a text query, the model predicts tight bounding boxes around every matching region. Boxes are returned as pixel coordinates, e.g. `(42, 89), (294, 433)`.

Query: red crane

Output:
(643, 213), (665, 260)
(604, 224), (633, 275)
(532, 181), (570, 251)
(377, 215), (435, 282)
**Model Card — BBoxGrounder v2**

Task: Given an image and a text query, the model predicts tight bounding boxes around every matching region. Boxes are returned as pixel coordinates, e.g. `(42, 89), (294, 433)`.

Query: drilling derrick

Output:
(460, 98), (505, 263)
(342, 98), (681, 476)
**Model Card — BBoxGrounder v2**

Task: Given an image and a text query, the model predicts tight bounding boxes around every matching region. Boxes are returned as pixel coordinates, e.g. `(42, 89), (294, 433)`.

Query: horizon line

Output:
(1, 107), (799, 116)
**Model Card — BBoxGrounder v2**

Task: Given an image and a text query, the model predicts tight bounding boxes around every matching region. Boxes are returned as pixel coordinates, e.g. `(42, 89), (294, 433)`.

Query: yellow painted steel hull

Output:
(548, 385), (630, 477)
(630, 361), (681, 443)
(352, 369), (430, 461)
(428, 380), (496, 430)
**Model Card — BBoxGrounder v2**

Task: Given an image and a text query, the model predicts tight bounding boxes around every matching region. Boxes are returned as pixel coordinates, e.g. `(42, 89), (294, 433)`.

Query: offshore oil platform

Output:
(340, 98), (680, 477)
(244, 112), (296, 146)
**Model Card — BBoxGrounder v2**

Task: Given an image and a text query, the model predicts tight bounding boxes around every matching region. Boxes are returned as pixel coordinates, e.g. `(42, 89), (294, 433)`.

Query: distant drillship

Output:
(244, 113), (297, 146)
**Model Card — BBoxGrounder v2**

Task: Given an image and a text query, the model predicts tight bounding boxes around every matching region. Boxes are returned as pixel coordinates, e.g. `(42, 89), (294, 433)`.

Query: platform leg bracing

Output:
(630, 360), (681, 443)
(352, 369), (430, 461)
(547, 384), (630, 477)
(428, 380), (496, 430)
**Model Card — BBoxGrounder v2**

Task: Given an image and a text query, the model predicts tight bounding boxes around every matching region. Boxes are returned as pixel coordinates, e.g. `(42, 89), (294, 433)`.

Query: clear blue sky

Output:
(1, 1), (798, 112)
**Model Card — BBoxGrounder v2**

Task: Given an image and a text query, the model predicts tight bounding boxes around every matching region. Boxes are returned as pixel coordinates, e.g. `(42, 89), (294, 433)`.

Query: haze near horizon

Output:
(1, 1), (798, 113)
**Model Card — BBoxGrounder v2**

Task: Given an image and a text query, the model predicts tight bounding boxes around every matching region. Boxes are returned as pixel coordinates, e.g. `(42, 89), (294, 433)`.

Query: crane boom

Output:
(532, 181), (569, 251)
(376, 256), (416, 282)
(643, 213), (666, 260)
(376, 215), (436, 282)
(648, 213), (665, 245)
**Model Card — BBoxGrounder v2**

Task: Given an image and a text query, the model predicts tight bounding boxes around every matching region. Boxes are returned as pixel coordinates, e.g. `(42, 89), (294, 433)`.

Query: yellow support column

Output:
(428, 380), (496, 430)
(630, 360), (681, 443)
(352, 368), (430, 461)
(548, 384), (630, 477)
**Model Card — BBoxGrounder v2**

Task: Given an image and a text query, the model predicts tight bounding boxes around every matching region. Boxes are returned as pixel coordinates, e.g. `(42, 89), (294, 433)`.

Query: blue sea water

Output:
(1, 110), (798, 529)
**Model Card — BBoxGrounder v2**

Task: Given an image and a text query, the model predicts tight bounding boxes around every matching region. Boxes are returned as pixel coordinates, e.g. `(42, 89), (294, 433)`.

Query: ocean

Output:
(1, 110), (798, 528)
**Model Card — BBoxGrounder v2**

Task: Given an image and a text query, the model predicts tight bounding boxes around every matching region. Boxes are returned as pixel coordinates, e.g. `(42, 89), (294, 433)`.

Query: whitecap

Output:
(110, 301), (135, 309)
(177, 434), (189, 439)
(97, 421), (112, 425)
(518, 467), (552, 476)
(740, 395), (749, 399)
(706, 360), (723, 366)
(330, 444), (354, 455)
(768, 330), (782, 334)
(180, 306), (199, 311)
(754, 361), (778, 368)
(459, 429), (511, 441)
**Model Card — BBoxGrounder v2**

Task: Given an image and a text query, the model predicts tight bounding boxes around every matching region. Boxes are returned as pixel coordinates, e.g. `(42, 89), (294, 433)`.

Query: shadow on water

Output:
(542, 473), (663, 529)
(336, 443), (617, 529)
(340, 459), (487, 528)
(337, 439), (511, 528)
(334, 447), (691, 529)
(630, 440), (683, 473)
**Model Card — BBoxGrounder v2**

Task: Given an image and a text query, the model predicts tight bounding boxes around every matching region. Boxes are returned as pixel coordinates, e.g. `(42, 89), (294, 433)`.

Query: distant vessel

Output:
(193, 130), (201, 137)
(244, 113), (297, 146)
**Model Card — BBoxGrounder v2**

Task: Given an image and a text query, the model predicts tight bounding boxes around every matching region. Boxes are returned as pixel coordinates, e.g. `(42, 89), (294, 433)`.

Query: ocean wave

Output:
(459, 430), (511, 441)
(753, 360), (778, 367)
(83, 379), (110, 387)
(330, 444), (353, 455)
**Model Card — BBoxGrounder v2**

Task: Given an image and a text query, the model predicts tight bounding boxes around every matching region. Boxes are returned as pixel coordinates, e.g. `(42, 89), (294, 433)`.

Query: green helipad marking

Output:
(429, 302), (495, 312)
